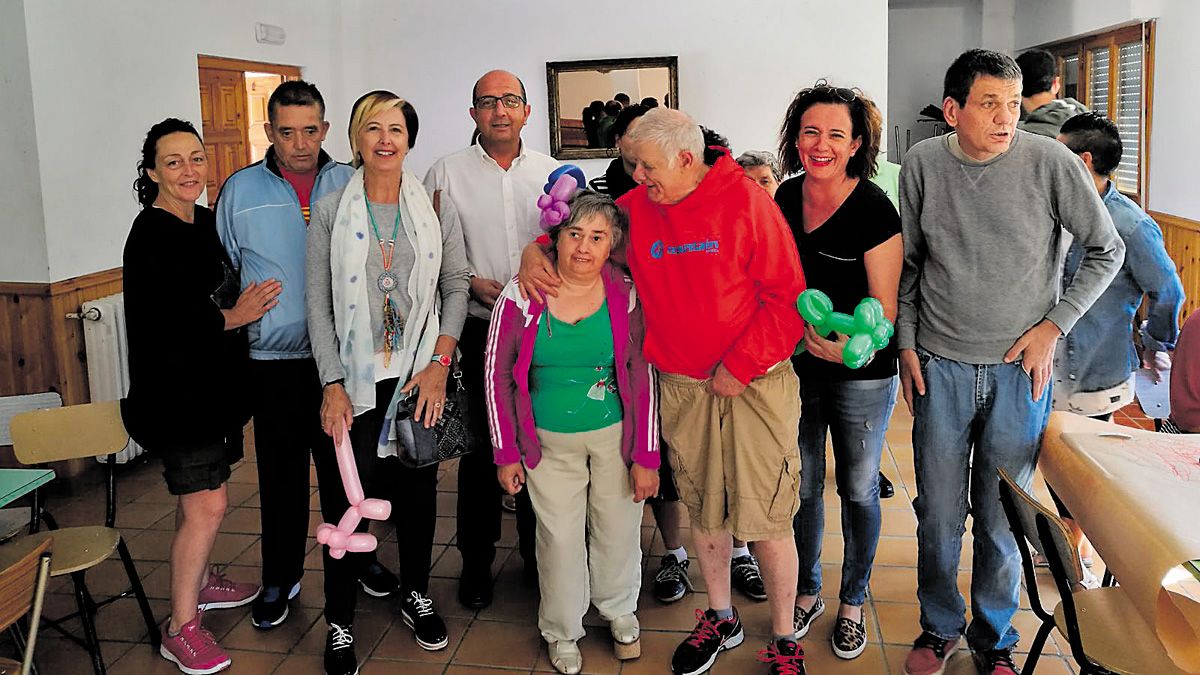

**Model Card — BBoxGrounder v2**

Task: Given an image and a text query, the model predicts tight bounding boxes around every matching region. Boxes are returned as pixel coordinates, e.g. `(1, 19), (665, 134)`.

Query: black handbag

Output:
(393, 365), (474, 468)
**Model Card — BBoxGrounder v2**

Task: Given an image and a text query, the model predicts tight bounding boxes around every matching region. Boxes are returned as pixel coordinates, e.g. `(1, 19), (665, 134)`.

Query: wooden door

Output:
(198, 67), (249, 206)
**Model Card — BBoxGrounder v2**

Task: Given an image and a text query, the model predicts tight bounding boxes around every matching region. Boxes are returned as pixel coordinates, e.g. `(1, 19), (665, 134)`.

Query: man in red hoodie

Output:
(522, 107), (807, 675)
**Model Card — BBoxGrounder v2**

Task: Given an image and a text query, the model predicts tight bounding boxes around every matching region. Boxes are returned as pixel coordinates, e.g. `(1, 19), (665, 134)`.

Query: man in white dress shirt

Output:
(424, 69), (559, 609)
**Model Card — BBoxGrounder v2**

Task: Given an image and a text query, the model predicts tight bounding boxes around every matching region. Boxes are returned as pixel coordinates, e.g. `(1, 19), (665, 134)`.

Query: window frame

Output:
(1038, 20), (1155, 205)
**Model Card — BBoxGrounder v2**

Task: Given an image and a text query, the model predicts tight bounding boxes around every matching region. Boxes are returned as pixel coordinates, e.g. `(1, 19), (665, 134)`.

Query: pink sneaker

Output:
(197, 566), (260, 610)
(159, 612), (231, 674)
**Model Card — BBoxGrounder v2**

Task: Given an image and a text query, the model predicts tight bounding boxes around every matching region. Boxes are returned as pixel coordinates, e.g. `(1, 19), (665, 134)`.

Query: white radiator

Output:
(81, 292), (145, 463)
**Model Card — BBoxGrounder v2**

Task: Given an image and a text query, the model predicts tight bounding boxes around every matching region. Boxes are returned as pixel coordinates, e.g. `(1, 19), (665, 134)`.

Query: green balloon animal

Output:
(795, 289), (894, 369)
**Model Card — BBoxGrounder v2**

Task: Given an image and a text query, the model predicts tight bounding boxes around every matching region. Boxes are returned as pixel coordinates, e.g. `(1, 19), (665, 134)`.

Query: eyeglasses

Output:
(800, 79), (859, 103)
(473, 94), (526, 110)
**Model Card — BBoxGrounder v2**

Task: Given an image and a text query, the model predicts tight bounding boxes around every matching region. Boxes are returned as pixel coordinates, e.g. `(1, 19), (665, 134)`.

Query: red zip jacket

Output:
(618, 154), (806, 384)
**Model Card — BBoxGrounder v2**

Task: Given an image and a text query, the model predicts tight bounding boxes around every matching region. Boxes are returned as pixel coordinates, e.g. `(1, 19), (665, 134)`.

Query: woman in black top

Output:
(775, 82), (902, 660)
(121, 118), (280, 673)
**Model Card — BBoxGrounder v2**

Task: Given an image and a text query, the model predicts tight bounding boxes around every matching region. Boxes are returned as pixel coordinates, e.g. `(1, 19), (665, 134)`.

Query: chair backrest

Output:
(997, 469), (1083, 589)
(0, 537), (52, 632)
(1035, 513), (1094, 670)
(9, 401), (128, 465)
(0, 394), (63, 447)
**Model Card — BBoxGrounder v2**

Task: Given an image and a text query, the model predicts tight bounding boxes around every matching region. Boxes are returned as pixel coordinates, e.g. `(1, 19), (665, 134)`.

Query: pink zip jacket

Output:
(484, 262), (659, 470)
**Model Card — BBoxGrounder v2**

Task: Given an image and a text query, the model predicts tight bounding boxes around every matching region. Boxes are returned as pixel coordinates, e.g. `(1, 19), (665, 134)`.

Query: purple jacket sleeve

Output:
(484, 284), (524, 465)
(626, 293), (660, 469)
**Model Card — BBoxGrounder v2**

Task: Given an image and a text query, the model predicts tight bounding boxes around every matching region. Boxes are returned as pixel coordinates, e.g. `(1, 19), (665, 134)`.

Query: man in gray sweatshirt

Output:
(896, 50), (1123, 675)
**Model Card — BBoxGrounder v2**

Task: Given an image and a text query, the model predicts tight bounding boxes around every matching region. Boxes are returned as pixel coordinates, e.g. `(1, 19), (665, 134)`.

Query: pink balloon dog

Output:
(315, 428), (392, 559)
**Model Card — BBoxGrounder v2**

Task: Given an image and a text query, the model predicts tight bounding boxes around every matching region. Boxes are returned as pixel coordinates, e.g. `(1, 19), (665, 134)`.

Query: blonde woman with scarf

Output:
(307, 90), (470, 675)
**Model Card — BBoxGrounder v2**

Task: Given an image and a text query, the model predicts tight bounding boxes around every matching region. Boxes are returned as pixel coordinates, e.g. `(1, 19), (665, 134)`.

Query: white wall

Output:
(0, 0), (49, 283)
(340, 0), (889, 181)
(6, 0), (889, 282)
(1012, 0), (1200, 219)
(20, 0), (346, 281)
(888, 0), (983, 157)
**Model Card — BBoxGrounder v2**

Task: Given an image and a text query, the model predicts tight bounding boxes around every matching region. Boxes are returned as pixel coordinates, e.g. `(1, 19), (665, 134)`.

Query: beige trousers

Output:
(526, 422), (643, 643)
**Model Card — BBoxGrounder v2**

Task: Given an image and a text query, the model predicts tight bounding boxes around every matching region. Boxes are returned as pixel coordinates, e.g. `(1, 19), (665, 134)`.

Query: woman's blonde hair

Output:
(347, 90), (419, 168)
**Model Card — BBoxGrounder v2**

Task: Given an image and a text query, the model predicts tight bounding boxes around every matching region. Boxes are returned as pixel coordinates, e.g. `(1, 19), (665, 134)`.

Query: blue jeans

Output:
(912, 347), (1051, 651)
(794, 375), (898, 606)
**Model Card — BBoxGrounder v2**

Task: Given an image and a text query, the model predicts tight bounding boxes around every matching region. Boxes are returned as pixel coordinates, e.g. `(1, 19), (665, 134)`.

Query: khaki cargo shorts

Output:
(658, 362), (801, 541)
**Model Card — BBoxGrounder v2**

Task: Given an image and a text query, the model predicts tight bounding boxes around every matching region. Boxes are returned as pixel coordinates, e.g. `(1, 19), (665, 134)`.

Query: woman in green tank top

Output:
(489, 192), (659, 674)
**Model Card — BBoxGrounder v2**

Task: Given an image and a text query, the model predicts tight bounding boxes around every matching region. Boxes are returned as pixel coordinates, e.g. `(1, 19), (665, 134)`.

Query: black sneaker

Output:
(400, 591), (449, 651)
(358, 561), (399, 598)
(792, 596), (825, 639)
(671, 608), (744, 675)
(251, 582), (301, 629)
(758, 638), (806, 675)
(832, 615), (867, 659)
(879, 472), (895, 499)
(973, 647), (1021, 675)
(324, 622), (358, 675)
(731, 554), (767, 601)
(654, 554), (694, 603)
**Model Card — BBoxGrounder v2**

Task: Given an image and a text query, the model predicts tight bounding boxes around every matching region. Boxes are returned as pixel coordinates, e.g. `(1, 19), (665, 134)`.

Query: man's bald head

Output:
(472, 70), (527, 104)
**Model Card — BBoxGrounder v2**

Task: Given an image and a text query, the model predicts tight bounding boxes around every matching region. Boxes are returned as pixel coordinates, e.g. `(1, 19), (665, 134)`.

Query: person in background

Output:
(123, 118), (277, 675)
(597, 100), (624, 148)
(1015, 48), (1088, 138)
(641, 97), (660, 108)
(599, 104), (650, 199)
(774, 81), (902, 661)
(307, 90), (470, 672)
(487, 192), (657, 674)
(614, 92), (631, 108)
(736, 150), (782, 199)
(216, 80), (401, 633)
(1048, 111), (1183, 564)
(583, 100), (605, 148)
(1164, 311), (1200, 434)
(423, 69), (558, 609)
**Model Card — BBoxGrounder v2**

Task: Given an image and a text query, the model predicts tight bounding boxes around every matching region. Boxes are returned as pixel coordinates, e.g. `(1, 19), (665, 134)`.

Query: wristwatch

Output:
(431, 354), (452, 367)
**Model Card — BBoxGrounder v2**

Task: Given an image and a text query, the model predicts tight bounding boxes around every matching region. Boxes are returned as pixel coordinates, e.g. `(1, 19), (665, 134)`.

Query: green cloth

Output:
(530, 300), (623, 433)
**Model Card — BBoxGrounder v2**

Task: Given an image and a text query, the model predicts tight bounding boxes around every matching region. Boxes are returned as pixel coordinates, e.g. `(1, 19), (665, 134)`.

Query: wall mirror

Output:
(546, 56), (679, 160)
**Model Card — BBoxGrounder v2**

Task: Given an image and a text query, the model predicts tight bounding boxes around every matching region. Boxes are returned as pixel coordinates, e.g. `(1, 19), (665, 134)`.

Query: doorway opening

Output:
(197, 55), (301, 205)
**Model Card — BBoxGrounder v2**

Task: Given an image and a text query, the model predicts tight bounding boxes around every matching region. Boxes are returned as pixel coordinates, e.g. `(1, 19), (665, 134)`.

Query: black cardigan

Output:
(120, 206), (249, 453)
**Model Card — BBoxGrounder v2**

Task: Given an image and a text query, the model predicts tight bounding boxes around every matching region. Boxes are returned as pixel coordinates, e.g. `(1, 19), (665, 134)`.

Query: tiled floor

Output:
(2, 401), (1165, 674)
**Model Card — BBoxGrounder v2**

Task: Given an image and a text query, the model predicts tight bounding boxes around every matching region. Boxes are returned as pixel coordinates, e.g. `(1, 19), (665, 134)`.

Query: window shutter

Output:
(1114, 40), (1143, 194)
(1088, 46), (1110, 114)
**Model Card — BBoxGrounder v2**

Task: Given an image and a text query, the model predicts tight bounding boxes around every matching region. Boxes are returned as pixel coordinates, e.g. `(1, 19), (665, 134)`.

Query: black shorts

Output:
(158, 428), (244, 496)
(647, 441), (680, 505)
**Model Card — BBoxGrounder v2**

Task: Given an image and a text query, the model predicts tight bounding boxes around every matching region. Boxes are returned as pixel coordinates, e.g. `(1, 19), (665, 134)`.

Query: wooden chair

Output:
(997, 469), (1062, 673)
(1034, 512), (1185, 674)
(0, 537), (52, 675)
(9, 401), (159, 675)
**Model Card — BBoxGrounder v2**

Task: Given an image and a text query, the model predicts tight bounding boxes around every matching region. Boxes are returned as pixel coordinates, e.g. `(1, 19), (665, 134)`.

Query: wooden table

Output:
(1040, 412), (1200, 673)
(0, 468), (55, 509)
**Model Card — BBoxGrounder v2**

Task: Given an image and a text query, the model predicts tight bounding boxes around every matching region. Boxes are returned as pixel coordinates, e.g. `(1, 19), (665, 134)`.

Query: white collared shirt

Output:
(424, 143), (560, 319)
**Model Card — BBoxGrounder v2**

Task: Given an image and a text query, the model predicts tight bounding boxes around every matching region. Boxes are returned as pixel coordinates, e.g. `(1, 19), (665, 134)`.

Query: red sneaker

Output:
(197, 566), (260, 610)
(903, 631), (958, 675)
(159, 612), (231, 674)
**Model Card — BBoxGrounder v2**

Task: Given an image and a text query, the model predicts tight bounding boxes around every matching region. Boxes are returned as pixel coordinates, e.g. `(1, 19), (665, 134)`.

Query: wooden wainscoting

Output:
(0, 268), (122, 403)
(1152, 211), (1199, 323)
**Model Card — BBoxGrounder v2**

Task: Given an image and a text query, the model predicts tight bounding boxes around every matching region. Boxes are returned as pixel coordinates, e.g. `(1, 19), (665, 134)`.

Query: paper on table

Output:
(1042, 413), (1200, 673)
(1136, 367), (1172, 418)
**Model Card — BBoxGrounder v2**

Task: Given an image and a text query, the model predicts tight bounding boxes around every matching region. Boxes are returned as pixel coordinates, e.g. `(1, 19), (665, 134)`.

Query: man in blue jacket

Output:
(216, 81), (399, 645)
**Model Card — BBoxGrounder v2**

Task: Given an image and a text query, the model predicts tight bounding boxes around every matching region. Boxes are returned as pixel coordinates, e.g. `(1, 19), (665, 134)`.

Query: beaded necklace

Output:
(363, 188), (403, 367)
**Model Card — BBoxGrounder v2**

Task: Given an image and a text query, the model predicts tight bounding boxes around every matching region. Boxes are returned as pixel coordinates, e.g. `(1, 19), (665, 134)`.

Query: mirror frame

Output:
(545, 55), (679, 160)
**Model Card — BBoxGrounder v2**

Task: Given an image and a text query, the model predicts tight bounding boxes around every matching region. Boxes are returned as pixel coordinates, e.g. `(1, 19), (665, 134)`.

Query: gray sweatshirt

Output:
(897, 130), (1125, 364)
(306, 186), (470, 385)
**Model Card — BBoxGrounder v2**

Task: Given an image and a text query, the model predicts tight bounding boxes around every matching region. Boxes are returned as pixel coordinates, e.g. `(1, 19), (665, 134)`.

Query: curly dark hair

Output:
(133, 118), (203, 208)
(777, 81), (880, 179)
